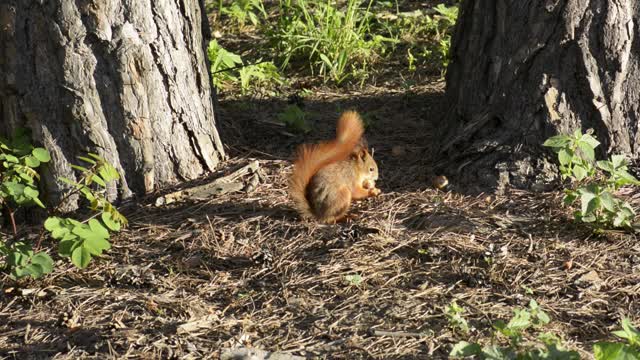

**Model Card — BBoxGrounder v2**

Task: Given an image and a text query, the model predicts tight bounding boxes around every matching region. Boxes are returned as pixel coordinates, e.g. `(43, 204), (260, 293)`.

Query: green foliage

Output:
(0, 129), (53, 279)
(422, 4), (457, 73)
(208, 40), (283, 94)
(218, 0), (267, 29)
(45, 217), (111, 269)
(446, 301), (469, 334)
(543, 129), (639, 229)
(277, 104), (312, 134)
(376, 3), (458, 76)
(209, 1), (459, 88)
(0, 242), (53, 280)
(208, 39), (244, 90)
(1, 130), (126, 279)
(344, 273), (363, 286)
(594, 319), (640, 360)
(0, 128), (50, 209)
(270, 0), (396, 84)
(542, 129), (599, 181)
(492, 300), (551, 346)
(450, 300), (579, 359)
(45, 153), (127, 269)
(237, 61), (284, 95)
(407, 48), (416, 72)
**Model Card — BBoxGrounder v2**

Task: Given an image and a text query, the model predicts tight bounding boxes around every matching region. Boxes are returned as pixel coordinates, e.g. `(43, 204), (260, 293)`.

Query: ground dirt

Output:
(2, 1), (640, 359)
(2, 81), (640, 359)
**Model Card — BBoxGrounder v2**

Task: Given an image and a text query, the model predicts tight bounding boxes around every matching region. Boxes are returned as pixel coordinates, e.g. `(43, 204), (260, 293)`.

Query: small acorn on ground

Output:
(432, 175), (448, 189)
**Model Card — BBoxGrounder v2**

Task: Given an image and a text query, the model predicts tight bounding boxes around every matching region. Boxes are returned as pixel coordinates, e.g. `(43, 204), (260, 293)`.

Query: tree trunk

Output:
(440, 0), (639, 193)
(0, 0), (225, 209)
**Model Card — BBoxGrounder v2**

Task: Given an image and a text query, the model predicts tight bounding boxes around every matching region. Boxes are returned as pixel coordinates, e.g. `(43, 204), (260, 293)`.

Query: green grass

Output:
(269, 0), (394, 84)
(208, 0), (459, 91)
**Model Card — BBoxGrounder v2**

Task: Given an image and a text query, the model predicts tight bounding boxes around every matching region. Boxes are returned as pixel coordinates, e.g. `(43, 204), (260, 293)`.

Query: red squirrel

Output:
(288, 111), (381, 223)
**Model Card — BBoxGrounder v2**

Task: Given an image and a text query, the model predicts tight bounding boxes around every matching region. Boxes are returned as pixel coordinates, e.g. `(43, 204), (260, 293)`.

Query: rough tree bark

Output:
(440, 0), (639, 192)
(0, 0), (225, 208)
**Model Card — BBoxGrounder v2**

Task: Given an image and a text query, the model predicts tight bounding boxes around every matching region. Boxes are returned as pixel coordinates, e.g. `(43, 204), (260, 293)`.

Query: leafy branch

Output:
(544, 129), (640, 230)
(1, 129), (127, 279)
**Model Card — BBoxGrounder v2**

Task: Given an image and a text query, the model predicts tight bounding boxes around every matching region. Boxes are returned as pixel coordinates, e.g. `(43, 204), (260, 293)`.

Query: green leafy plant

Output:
(431, 4), (458, 57)
(446, 301), (470, 334)
(376, 4), (458, 76)
(1, 130), (127, 278)
(208, 39), (244, 90)
(451, 312), (640, 359)
(238, 61), (284, 95)
(407, 48), (416, 72)
(416, 4), (457, 75)
(433, 3), (459, 27)
(208, 40), (283, 94)
(270, 0), (395, 84)
(450, 300), (579, 359)
(277, 104), (311, 134)
(0, 129), (53, 279)
(594, 318), (640, 360)
(344, 273), (363, 286)
(219, 0), (267, 29)
(45, 153), (127, 269)
(0, 129), (51, 228)
(543, 129), (639, 229)
(492, 300), (551, 346)
(0, 242), (54, 279)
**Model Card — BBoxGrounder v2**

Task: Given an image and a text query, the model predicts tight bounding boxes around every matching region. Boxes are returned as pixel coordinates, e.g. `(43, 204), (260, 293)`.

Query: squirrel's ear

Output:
(350, 147), (367, 160)
(357, 147), (368, 160)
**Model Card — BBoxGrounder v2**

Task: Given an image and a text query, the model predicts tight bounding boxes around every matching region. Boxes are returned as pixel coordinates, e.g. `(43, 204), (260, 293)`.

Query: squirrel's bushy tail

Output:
(288, 111), (364, 219)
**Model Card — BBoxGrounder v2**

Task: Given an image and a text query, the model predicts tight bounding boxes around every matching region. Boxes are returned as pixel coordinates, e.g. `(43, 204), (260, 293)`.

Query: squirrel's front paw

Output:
(369, 187), (381, 197)
(362, 179), (375, 189)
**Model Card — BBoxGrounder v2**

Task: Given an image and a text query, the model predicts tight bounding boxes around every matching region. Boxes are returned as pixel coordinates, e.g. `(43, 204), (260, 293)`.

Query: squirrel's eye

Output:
(369, 167), (374, 172)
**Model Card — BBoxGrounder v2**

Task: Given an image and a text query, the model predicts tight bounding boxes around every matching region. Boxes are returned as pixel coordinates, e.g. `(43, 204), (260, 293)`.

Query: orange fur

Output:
(288, 111), (364, 220)
(288, 111), (380, 223)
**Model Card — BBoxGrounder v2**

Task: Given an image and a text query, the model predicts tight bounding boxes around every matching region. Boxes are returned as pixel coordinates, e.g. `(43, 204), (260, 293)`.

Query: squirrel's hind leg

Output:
(318, 186), (352, 224)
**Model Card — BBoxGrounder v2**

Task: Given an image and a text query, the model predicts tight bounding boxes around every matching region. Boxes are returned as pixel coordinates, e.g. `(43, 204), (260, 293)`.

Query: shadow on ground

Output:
(216, 83), (448, 194)
(2, 82), (640, 359)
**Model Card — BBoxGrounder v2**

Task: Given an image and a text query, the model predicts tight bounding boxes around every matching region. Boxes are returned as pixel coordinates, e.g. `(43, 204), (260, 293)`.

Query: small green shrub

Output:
(45, 153), (127, 269)
(0, 129), (53, 279)
(344, 273), (363, 286)
(208, 40), (244, 90)
(0, 129), (50, 213)
(426, 4), (458, 72)
(1, 129), (127, 279)
(0, 242), (54, 280)
(433, 4), (459, 28)
(450, 300), (579, 359)
(594, 318), (640, 359)
(219, 0), (267, 29)
(208, 40), (283, 94)
(277, 104), (311, 134)
(270, 0), (395, 84)
(446, 301), (470, 335)
(543, 129), (639, 229)
(450, 305), (640, 359)
(237, 61), (284, 95)
(384, 4), (457, 76)
(407, 48), (417, 72)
